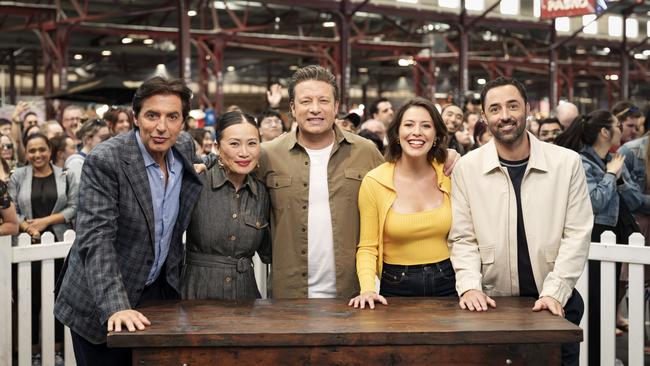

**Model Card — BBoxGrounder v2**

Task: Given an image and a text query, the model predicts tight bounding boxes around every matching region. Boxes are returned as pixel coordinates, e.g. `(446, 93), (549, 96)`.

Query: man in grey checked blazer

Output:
(54, 77), (203, 365)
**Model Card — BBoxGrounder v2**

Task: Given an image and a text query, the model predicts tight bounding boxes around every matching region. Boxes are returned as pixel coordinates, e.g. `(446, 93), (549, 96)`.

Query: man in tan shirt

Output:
(257, 65), (383, 299)
(449, 77), (592, 365)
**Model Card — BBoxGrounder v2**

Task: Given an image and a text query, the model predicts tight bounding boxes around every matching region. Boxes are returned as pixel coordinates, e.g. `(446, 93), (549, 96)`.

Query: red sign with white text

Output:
(541, 0), (596, 19)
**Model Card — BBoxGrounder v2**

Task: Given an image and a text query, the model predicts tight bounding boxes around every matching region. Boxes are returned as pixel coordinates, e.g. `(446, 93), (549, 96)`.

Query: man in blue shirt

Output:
(55, 77), (202, 365)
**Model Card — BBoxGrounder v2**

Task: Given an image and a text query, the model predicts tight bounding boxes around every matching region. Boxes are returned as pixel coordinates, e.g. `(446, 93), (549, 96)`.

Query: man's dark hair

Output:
(288, 65), (338, 104)
(366, 97), (389, 121)
(132, 76), (192, 121)
(537, 117), (563, 133)
(0, 118), (11, 128)
(612, 101), (642, 122)
(385, 97), (448, 164)
(480, 77), (528, 111)
(357, 129), (384, 155)
(188, 128), (209, 146)
(50, 134), (70, 164)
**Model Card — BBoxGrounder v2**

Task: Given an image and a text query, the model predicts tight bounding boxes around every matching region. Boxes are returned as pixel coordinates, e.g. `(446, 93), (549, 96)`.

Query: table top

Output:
(107, 297), (582, 348)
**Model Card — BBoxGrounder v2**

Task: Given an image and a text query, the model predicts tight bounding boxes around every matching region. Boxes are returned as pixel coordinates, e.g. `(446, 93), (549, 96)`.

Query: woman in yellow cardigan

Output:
(349, 98), (456, 309)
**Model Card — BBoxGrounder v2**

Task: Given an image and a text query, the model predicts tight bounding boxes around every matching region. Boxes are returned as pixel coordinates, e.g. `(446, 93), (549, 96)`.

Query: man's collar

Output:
(481, 131), (548, 174)
(283, 123), (353, 151)
(135, 129), (176, 170)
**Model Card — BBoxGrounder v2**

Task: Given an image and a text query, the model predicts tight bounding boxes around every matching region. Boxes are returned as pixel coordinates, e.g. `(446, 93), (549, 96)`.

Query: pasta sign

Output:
(541, 0), (596, 19)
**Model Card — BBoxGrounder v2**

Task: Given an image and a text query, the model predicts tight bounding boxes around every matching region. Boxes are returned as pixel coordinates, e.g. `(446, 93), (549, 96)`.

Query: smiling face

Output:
(134, 94), (184, 164)
(398, 106), (437, 161)
(442, 105), (464, 133)
(290, 79), (339, 142)
(217, 121), (261, 181)
(0, 135), (14, 161)
(25, 136), (51, 170)
(482, 84), (528, 146)
(259, 115), (284, 142)
(114, 112), (132, 135)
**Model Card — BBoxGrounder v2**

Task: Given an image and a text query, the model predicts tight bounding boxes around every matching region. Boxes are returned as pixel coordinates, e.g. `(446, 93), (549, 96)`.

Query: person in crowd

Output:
(181, 111), (270, 300)
(61, 105), (84, 143)
(612, 101), (642, 147)
(526, 117), (540, 137)
(537, 117), (563, 144)
(9, 133), (78, 242)
(358, 119), (386, 145)
(257, 65), (384, 299)
(23, 124), (41, 141)
(42, 120), (65, 140)
(335, 112), (361, 134)
(471, 121), (492, 149)
(556, 101), (579, 129)
(54, 77), (203, 365)
(103, 107), (133, 136)
(349, 98), (455, 310)
(257, 109), (286, 142)
(366, 97), (394, 128)
(0, 118), (12, 137)
(187, 128), (214, 158)
(0, 178), (18, 233)
(0, 156), (11, 182)
(357, 129), (384, 155)
(0, 134), (19, 172)
(50, 135), (77, 169)
(65, 119), (110, 185)
(465, 111), (480, 143)
(555, 110), (643, 364)
(454, 125), (472, 152)
(441, 104), (465, 155)
(449, 77), (592, 366)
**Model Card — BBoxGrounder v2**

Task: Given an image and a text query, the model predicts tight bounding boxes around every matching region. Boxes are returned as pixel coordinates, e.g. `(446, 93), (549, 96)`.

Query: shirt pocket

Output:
(244, 216), (269, 230)
(266, 174), (292, 209)
(343, 168), (368, 199)
(544, 246), (559, 271)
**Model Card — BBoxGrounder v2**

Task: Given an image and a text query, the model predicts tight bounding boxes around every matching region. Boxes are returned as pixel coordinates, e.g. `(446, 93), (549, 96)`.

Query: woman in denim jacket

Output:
(555, 109), (643, 365)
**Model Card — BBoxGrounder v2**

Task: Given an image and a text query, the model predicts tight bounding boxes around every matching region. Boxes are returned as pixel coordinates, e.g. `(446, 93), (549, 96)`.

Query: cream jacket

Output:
(448, 132), (593, 306)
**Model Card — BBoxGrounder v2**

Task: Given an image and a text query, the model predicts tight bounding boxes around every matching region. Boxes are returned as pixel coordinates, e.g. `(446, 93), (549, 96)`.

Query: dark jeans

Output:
(379, 259), (456, 297)
(71, 271), (178, 366)
(562, 289), (584, 366)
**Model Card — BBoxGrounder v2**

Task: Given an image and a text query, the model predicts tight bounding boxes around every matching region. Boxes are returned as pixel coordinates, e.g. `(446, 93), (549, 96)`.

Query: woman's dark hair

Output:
(358, 129), (385, 155)
(473, 120), (489, 144)
(103, 107), (134, 128)
(214, 111), (259, 143)
(385, 97), (448, 164)
(257, 109), (287, 132)
(554, 110), (616, 152)
(24, 132), (51, 150)
(50, 135), (70, 163)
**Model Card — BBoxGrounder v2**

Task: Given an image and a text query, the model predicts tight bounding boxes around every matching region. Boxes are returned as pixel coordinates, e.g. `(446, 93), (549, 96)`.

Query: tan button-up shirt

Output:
(258, 126), (384, 298)
(449, 132), (593, 306)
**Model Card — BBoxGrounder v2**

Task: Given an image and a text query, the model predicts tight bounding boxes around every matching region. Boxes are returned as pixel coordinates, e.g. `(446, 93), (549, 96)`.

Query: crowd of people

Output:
(2, 65), (648, 366)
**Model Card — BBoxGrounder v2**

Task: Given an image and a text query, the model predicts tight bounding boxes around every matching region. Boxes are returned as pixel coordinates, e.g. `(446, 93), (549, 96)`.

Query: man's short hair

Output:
(480, 77), (528, 111)
(537, 117), (563, 132)
(288, 65), (338, 104)
(132, 76), (192, 121)
(612, 101), (642, 121)
(62, 104), (83, 115)
(0, 118), (11, 128)
(366, 97), (389, 120)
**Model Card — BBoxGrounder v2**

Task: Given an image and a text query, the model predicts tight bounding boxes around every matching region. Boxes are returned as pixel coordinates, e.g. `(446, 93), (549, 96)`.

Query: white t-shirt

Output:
(305, 143), (337, 298)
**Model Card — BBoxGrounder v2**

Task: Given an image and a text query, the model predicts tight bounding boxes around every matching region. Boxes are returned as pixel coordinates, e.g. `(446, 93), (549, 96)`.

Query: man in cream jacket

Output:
(449, 77), (592, 366)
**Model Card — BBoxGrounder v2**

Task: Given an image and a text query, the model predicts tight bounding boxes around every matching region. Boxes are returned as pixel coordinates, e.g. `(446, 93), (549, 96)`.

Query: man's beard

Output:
(490, 117), (526, 145)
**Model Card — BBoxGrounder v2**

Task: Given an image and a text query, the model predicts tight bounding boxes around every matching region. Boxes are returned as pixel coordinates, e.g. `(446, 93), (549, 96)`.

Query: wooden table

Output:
(107, 297), (582, 365)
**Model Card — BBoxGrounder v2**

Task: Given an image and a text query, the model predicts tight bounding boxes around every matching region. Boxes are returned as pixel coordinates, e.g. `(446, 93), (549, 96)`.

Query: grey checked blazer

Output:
(8, 163), (78, 241)
(54, 130), (203, 344)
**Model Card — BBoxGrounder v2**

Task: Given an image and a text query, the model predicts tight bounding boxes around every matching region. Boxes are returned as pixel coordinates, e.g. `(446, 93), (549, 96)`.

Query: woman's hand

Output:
(443, 149), (460, 176)
(25, 217), (49, 233)
(606, 154), (625, 179)
(348, 291), (388, 310)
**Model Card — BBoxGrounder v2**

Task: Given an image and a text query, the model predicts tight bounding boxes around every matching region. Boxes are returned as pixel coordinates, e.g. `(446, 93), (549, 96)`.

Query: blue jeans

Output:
(379, 259), (456, 297)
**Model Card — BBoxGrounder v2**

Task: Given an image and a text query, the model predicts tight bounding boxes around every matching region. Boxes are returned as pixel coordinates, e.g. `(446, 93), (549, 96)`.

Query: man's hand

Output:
(266, 83), (282, 109)
(194, 163), (206, 174)
(108, 309), (151, 332)
(348, 291), (388, 310)
(532, 296), (564, 317)
(459, 289), (496, 311)
(11, 101), (29, 123)
(443, 149), (460, 176)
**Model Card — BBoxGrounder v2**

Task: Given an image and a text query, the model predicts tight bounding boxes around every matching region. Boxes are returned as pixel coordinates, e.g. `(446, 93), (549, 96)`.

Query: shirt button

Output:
(303, 183), (307, 187)
(301, 228), (306, 232)
(302, 205), (306, 210)
(256, 221), (261, 228)
(230, 235), (236, 241)
(225, 276), (232, 283)
(232, 213), (237, 219)
(304, 161), (308, 166)
(302, 272), (307, 277)
(301, 249), (306, 255)
(235, 194), (240, 199)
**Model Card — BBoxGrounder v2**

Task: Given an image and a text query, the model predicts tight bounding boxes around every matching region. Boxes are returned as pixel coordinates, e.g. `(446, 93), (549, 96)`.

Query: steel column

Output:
(8, 49), (16, 105)
(459, 0), (468, 104)
(549, 21), (558, 107)
(621, 12), (629, 100)
(178, 0), (191, 83)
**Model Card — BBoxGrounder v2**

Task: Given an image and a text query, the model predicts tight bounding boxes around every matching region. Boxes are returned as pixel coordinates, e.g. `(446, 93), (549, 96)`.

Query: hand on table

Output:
(108, 309), (151, 332)
(532, 296), (564, 317)
(459, 289), (496, 311)
(348, 291), (388, 310)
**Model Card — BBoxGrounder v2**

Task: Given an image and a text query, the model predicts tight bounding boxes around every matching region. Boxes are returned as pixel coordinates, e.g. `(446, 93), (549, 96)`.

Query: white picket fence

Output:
(0, 230), (647, 366)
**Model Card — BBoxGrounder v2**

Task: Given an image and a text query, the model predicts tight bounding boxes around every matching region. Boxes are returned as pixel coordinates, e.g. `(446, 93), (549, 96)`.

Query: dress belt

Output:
(186, 251), (253, 273)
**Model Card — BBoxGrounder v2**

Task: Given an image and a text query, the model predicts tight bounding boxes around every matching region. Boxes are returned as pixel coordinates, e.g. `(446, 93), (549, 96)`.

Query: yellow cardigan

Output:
(355, 161), (451, 294)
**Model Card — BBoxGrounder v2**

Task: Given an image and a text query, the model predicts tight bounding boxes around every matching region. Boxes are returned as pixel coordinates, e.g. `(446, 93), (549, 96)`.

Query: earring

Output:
(396, 139), (400, 145)
(217, 156), (225, 168)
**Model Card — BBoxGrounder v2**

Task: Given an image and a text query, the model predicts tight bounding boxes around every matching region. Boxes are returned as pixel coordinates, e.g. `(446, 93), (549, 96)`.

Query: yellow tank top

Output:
(382, 194), (451, 265)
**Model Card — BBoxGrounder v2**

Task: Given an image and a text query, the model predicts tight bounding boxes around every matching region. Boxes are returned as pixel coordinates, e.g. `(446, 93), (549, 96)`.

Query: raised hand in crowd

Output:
(266, 83), (282, 109)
